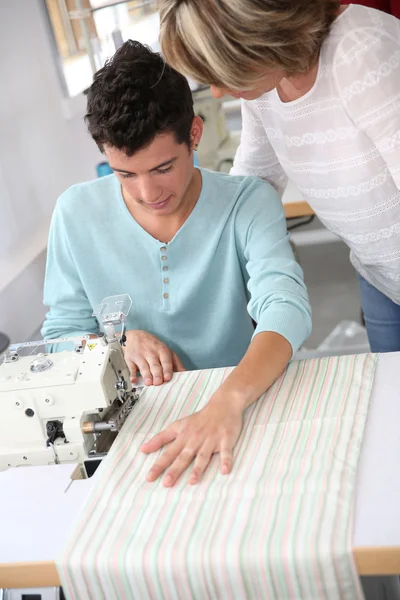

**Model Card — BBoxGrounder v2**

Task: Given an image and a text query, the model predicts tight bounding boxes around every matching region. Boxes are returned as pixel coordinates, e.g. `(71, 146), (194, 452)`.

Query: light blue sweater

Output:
(42, 169), (311, 370)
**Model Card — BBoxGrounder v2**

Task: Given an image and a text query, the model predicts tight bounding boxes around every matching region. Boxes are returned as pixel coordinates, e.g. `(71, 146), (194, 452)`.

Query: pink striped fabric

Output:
(57, 354), (377, 599)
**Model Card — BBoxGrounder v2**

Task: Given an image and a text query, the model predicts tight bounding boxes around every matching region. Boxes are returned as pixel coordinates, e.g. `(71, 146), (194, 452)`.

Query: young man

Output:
(42, 41), (311, 487)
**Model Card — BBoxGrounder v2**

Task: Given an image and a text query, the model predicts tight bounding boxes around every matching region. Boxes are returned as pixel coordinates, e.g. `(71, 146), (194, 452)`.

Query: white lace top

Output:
(231, 4), (400, 303)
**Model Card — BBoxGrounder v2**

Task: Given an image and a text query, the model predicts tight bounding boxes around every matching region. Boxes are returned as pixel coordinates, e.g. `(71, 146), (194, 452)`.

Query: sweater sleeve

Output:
(235, 179), (312, 355)
(334, 19), (400, 188)
(230, 99), (288, 197)
(41, 197), (99, 342)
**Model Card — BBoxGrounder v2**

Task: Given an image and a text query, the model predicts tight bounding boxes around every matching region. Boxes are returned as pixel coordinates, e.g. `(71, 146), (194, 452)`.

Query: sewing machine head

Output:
(0, 295), (141, 474)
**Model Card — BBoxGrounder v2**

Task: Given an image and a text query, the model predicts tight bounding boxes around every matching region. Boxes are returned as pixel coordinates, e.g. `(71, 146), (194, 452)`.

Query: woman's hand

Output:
(140, 394), (244, 487)
(124, 330), (185, 386)
(140, 332), (293, 486)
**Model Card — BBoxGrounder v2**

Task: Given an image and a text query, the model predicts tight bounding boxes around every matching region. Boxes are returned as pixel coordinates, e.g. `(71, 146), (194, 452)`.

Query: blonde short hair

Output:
(160, 0), (340, 90)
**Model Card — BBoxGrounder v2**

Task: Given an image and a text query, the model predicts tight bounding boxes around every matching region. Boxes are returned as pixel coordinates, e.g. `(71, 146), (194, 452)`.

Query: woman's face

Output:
(210, 69), (286, 101)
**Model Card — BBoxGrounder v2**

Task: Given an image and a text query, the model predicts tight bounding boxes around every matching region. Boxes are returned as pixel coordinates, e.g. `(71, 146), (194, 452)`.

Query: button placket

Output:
(160, 244), (170, 310)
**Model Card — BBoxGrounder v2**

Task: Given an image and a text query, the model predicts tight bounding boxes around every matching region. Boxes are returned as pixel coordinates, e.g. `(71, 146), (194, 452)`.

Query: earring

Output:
(194, 143), (199, 150)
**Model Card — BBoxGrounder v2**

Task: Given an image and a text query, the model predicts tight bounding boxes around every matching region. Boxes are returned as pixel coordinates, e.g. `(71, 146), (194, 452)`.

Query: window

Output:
(44, 0), (159, 97)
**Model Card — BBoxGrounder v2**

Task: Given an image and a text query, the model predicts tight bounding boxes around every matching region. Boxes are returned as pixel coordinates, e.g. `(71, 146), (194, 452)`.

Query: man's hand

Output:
(140, 393), (243, 487)
(124, 330), (185, 386)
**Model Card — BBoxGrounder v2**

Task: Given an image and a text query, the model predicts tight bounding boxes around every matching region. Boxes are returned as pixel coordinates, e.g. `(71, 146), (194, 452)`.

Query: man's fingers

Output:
(125, 358), (138, 383)
(172, 352), (186, 372)
(147, 355), (164, 386)
(135, 358), (153, 386)
(188, 443), (214, 485)
(159, 348), (174, 382)
(133, 352), (171, 386)
(123, 330), (182, 385)
(140, 428), (177, 455)
(220, 438), (233, 475)
(163, 447), (196, 487)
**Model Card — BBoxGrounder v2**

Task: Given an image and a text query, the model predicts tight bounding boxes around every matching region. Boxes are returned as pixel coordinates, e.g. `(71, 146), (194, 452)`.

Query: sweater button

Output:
(161, 255), (167, 261)
(163, 278), (169, 284)
(163, 266), (168, 271)
(163, 293), (169, 299)
(160, 246), (167, 252)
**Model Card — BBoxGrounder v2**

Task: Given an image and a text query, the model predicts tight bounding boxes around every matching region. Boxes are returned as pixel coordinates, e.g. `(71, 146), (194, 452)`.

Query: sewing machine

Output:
(0, 295), (141, 474)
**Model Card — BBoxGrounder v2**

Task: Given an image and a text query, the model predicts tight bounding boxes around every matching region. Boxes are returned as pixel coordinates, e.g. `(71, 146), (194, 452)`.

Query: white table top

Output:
(0, 463), (94, 564)
(354, 352), (400, 548)
(0, 352), (399, 578)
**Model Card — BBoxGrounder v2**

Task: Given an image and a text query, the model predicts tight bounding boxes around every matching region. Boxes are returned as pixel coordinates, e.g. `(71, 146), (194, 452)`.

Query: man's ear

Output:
(190, 116), (204, 152)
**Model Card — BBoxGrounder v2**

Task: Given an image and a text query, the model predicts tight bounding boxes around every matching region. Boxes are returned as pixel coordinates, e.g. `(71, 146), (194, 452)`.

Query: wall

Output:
(0, 0), (102, 342)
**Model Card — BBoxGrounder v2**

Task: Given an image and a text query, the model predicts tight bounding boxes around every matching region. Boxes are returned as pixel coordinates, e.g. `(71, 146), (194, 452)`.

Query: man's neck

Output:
(122, 168), (202, 243)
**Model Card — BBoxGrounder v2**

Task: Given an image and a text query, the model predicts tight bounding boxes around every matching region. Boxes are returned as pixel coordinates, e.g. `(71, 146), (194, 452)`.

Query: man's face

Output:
(104, 130), (196, 218)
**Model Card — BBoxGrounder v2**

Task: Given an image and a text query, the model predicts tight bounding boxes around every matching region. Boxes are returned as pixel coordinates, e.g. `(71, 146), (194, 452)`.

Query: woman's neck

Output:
(277, 61), (319, 103)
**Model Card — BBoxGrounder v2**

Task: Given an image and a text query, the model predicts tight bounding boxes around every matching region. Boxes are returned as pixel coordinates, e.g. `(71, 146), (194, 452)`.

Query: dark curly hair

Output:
(85, 40), (194, 155)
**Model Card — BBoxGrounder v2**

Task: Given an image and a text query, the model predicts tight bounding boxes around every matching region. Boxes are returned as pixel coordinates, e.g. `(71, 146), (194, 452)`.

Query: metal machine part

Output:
(93, 294), (132, 344)
(82, 391), (138, 435)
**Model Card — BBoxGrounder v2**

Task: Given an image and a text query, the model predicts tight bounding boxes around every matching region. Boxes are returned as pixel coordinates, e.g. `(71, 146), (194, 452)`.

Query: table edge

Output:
(2, 546), (400, 589)
(284, 201), (314, 219)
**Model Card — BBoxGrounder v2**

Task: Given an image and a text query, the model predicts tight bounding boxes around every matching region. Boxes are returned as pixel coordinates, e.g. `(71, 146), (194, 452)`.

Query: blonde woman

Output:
(159, 0), (400, 354)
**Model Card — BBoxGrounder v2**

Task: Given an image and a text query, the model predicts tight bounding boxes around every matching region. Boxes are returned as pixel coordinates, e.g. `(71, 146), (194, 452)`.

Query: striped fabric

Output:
(58, 354), (377, 600)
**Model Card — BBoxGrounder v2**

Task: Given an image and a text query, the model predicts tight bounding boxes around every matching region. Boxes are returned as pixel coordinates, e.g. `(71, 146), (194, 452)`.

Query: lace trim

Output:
(256, 97), (339, 120)
(357, 93), (400, 130)
(231, 164), (285, 178)
(331, 220), (400, 245)
(376, 130), (400, 154)
(341, 49), (400, 103)
(352, 260), (400, 289)
(382, 271), (400, 282)
(334, 34), (381, 68)
(280, 147), (379, 175)
(317, 191), (400, 222)
(265, 127), (359, 148)
(369, 248), (400, 262)
(301, 170), (388, 199)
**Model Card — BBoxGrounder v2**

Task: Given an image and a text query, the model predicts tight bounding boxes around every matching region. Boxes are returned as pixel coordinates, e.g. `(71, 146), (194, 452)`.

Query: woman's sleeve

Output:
(230, 99), (288, 197)
(334, 21), (400, 188)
